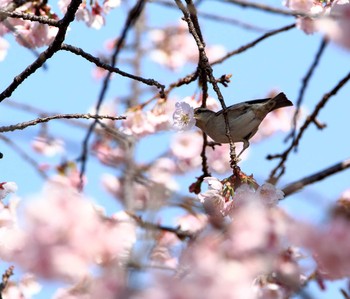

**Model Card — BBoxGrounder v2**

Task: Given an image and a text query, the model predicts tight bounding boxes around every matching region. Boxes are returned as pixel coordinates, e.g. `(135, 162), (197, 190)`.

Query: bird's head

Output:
(193, 107), (215, 129)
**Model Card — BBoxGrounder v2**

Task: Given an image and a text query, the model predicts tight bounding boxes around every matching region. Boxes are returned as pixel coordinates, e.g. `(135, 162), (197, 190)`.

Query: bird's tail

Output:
(271, 92), (293, 111)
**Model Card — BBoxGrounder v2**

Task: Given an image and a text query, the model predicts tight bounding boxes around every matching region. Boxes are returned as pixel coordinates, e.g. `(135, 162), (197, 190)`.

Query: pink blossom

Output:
(92, 141), (125, 167)
(284, 0), (326, 34)
(148, 158), (178, 191)
(284, 0), (314, 12)
(0, 0), (11, 8)
(101, 174), (151, 210)
(0, 37), (9, 61)
(53, 267), (126, 299)
(294, 217), (350, 279)
(316, 3), (350, 49)
(121, 110), (156, 138)
(170, 131), (202, 171)
(198, 177), (226, 217)
(103, 0), (121, 13)
(0, 198), (24, 261)
(13, 182), (135, 281)
(58, 0), (120, 29)
(172, 102), (196, 131)
(2, 274), (41, 299)
(31, 136), (65, 157)
(176, 213), (207, 233)
(206, 143), (246, 174)
(0, 182), (18, 200)
(13, 21), (58, 48)
(147, 102), (173, 132)
(340, 188), (350, 200)
(149, 22), (226, 71)
(223, 183), (283, 217)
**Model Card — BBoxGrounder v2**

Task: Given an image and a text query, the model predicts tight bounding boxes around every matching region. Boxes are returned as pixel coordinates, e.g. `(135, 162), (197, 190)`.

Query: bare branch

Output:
(0, 0), (83, 102)
(286, 38), (328, 142)
(283, 158), (350, 197)
(78, 0), (147, 193)
(268, 70), (350, 184)
(0, 9), (59, 26)
(223, 0), (320, 17)
(60, 43), (165, 94)
(211, 23), (296, 66)
(0, 114), (126, 133)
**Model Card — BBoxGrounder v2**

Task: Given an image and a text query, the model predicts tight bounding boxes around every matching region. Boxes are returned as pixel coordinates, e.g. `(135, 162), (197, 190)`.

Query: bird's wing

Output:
(215, 98), (271, 117)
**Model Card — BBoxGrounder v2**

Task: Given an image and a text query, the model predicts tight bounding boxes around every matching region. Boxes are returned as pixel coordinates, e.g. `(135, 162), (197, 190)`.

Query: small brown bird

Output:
(194, 92), (293, 157)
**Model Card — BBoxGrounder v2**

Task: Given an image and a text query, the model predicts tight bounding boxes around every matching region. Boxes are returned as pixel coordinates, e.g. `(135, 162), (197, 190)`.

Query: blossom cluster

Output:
(1, 177), (350, 298)
(284, 0), (350, 49)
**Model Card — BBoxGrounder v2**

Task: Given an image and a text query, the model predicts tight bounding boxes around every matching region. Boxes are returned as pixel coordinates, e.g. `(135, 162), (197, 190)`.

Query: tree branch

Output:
(0, 114), (125, 133)
(283, 158), (350, 197)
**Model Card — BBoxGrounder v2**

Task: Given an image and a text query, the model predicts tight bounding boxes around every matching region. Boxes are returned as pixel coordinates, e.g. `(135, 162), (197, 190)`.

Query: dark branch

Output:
(283, 158), (350, 197)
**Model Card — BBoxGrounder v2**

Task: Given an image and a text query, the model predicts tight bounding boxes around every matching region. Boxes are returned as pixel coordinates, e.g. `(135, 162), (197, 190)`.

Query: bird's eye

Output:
(194, 108), (205, 114)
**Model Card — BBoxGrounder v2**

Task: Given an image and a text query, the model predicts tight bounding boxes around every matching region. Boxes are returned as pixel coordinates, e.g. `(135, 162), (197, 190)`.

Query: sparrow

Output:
(194, 92), (293, 157)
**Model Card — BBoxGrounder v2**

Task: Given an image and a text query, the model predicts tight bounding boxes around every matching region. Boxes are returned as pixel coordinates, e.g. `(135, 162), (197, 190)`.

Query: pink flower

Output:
(0, 182), (18, 200)
(58, 0), (120, 29)
(0, 37), (9, 61)
(1, 274), (41, 299)
(101, 174), (151, 210)
(148, 158), (178, 191)
(13, 21), (58, 48)
(176, 213), (207, 233)
(295, 217), (350, 279)
(284, 0), (314, 12)
(172, 102), (196, 131)
(31, 136), (65, 157)
(14, 182), (136, 281)
(206, 143), (246, 174)
(148, 22), (226, 71)
(170, 131), (203, 172)
(316, 2), (350, 49)
(92, 141), (125, 167)
(121, 110), (156, 138)
(198, 177), (226, 217)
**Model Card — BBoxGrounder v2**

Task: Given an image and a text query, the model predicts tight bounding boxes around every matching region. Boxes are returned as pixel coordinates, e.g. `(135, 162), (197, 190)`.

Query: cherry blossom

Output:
(13, 182), (136, 281)
(13, 21), (58, 49)
(148, 22), (225, 71)
(0, 182), (18, 200)
(170, 131), (203, 172)
(0, 37), (9, 61)
(316, 2), (350, 49)
(172, 102), (196, 131)
(58, 0), (121, 29)
(121, 109), (156, 138)
(294, 216), (350, 280)
(31, 136), (65, 157)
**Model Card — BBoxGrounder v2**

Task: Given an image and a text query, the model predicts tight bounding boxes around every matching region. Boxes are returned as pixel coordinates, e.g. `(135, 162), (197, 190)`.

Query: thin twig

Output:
(60, 43), (165, 94)
(223, 0), (322, 18)
(268, 70), (350, 184)
(164, 23), (295, 98)
(282, 158), (350, 197)
(78, 0), (147, 192)
(0, 114), (125, 133)
(175, 0), (239, 168)
(286, 38), (328, 142)
(0, 9), (60, 26)
(0, 0), (82, 102)
(152, 0), (269, 32)
(211, 23), (296, 66)
(128, 212), (195, 240)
